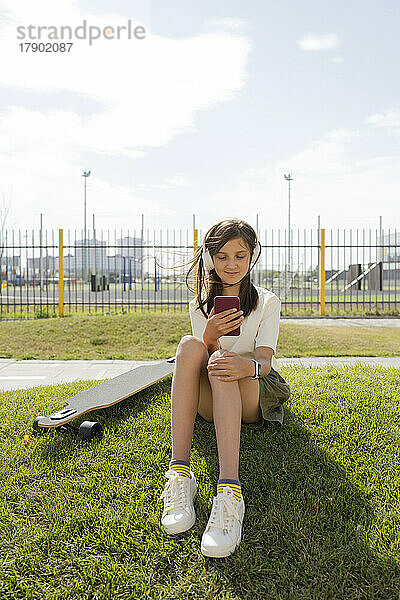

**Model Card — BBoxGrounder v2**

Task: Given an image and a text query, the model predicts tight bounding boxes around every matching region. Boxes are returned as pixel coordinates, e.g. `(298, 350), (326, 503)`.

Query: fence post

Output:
(194, 228), (198, 293)
(59, 229), (64, 317)
(319, 228), (325, 315)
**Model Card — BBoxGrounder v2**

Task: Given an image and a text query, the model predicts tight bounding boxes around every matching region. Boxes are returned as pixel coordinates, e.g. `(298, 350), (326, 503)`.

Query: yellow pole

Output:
(194, 228), (198, 294)
(319, 228), (325, 315)
(58, 229), (64, 317)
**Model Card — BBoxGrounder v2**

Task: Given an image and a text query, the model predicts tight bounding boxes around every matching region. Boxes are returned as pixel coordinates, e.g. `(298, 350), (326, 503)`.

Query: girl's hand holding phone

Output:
(204, 306), (244, 343)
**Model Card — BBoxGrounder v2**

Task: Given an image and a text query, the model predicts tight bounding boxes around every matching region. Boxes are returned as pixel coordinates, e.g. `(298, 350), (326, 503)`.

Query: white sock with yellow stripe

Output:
(217, 478), (242, 502)
(169, 459), (191, 478)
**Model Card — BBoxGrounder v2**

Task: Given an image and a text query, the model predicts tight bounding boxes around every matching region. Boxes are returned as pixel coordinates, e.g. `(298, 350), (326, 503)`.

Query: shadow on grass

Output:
(190, 407), (399, 598)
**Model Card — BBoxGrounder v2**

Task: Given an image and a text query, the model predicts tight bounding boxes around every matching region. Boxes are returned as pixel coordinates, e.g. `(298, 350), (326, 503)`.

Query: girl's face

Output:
(212, 237), (252, 284)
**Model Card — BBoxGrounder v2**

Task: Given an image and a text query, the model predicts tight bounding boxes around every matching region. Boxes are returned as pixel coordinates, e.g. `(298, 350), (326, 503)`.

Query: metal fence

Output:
(0, 227), (399, 317)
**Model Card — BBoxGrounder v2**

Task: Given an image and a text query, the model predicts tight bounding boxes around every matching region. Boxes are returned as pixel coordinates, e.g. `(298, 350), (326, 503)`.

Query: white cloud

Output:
(159, 175), (191, 189)
(299, 34), (340, 51)
(0, 0), (250, 230)
(195, 124), (400, 232)
(365, 107), (400, 133)
(142, 175), (192, 191)
(204, 17), (248, 33)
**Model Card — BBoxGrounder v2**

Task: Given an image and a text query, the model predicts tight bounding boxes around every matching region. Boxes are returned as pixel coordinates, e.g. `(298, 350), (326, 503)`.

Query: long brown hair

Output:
(186, 219), (261, 319)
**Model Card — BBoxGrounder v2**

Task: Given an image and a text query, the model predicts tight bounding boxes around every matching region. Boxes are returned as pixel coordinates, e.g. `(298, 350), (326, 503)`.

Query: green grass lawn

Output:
(2, 365), (399, 599)
(0, 312), (400, 360)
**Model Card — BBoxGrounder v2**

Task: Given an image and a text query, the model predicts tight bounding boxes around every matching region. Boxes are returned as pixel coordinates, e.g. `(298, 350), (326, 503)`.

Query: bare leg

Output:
(208, 377), (242, 481)
(170, 336), (208, 463)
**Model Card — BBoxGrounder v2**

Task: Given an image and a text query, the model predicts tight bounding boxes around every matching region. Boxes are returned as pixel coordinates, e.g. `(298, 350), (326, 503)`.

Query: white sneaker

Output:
(159, 469), (198, 535)
(200, 486), (245, 558)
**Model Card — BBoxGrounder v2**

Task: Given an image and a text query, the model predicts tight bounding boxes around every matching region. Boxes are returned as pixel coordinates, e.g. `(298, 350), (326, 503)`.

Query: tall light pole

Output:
(39, 213), (43, 291)
(284, 173), (293, 283)
(82, 170), (91, 281)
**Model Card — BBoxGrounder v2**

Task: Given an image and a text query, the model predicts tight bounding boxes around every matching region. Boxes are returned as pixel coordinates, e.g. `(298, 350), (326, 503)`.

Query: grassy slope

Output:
(0, 312), (400, 360)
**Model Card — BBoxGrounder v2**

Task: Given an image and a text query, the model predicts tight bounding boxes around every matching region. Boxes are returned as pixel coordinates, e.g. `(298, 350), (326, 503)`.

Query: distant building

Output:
(27, 255), (74, 274)
(379, 232), (400, 263)
(0, 256), (21, 270)
(107, 237), (143, 278)
(74, 238), (107, 275)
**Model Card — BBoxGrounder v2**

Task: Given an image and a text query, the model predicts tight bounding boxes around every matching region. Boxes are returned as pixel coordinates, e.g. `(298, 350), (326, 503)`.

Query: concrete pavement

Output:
(0, 356), (399, 391)
(280, 317), (400, 327)
(0, 359), (157, 391)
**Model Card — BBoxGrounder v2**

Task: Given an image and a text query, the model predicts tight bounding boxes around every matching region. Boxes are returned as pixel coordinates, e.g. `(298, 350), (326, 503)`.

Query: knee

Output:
(176, 335), (207, 360)
(208, 349), (226, 365)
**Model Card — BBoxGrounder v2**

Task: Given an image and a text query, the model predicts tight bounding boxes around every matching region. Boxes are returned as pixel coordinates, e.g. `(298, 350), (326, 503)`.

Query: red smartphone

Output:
(213, 296), (241, 336)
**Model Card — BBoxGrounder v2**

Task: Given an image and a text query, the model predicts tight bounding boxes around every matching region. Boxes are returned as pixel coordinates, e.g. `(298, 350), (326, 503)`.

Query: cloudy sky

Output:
(0, 0), (399, 238)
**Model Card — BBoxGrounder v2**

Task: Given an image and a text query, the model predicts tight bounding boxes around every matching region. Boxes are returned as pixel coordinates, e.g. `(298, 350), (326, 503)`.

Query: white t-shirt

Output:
(188, 285), (281, 372)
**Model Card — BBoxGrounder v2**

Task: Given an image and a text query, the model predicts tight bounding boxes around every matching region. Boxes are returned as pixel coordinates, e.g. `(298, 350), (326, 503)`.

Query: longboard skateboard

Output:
(32, 357), (176, 440)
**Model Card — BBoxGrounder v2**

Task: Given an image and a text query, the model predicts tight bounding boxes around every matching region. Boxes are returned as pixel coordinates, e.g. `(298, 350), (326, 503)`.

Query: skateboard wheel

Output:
(78, 421), (103, 441)
(32, 417), (46, 433)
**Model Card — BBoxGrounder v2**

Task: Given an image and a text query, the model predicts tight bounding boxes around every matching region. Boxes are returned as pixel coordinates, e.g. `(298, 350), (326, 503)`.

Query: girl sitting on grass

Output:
(159, 218), (291, 558)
